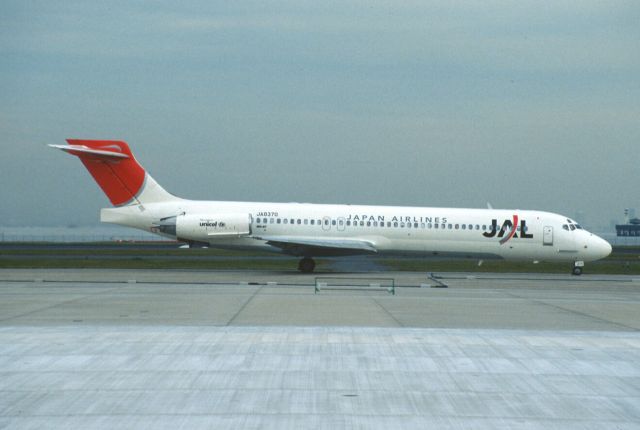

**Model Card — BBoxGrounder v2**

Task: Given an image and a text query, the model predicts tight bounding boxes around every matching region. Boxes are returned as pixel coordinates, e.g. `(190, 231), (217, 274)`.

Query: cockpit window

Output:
(562, 223), (582, 231)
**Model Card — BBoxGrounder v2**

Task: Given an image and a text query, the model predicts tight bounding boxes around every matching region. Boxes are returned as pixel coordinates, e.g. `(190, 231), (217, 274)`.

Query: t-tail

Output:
(49, 139), (177, 206)
(50, 139), (181, 232)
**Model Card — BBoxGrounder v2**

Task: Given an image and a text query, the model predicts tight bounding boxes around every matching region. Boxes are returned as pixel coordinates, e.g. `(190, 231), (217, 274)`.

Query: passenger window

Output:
(338, 220), (343, 225)
(310, 220), (315, 225)
(434, 223), (439, 229)
(331, 220), (336, 226)
(448, 224), (452, 229)
(304, 219), (308, 225)
(277, 219), (281, 224)
(366, 221), (371, 227)
(394, 222), (398, 227)
(270, 218), (274, 224)
(297, 219), (301, 224)
(346, 220), (351, 226)
(324, 219), (329, 225)
(290, 219), (294, 224)
(284, 219), (288, 224)
(428, 223), (432, 228)
(461, 224), (466, 230)
(387, 222), (392, 227)
(373, 221), (377, 227)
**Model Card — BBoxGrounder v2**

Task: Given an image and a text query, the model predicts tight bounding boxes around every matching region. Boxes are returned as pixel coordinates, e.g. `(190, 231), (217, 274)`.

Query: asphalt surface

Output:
(1, 269), (639, 429)
(0, 269), (639, 329)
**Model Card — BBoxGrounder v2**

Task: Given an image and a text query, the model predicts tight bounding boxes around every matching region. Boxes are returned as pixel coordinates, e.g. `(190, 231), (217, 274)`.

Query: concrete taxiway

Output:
(1, 269), (640, 429)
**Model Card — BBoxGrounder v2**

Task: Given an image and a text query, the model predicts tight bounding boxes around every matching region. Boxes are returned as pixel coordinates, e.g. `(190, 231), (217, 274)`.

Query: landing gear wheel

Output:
(572, 266), (583, 276)
(298, 257), (316, 273)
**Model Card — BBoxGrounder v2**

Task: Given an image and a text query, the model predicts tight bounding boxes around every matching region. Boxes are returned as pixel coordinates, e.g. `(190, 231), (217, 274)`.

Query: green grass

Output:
(378, 246), (640, 274)
(375, 246), (640, 275)
(0, 247), (272, 257)
(377, 259), (640, 275)
(0, 243), (638, 274)
(0, 258), (304, 270)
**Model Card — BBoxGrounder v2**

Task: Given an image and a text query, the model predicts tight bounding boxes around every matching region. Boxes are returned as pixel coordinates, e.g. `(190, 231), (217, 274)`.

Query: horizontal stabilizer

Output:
(48, 144), (130, 160)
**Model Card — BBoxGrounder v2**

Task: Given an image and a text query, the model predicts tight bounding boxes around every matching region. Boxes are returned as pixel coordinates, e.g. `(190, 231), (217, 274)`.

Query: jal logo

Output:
(483, 215), (533, 244)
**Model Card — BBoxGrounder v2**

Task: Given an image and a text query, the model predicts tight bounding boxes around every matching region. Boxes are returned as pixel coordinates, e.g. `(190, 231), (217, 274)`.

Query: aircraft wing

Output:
(253, 235), (378, 257)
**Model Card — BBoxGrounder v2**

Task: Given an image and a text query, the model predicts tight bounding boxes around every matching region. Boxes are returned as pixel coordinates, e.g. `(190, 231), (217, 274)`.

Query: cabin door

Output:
(543, 226), (553, 246)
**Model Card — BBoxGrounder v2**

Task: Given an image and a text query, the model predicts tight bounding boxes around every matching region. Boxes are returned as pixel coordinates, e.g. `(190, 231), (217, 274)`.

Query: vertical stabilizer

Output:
(49, 139), (178, 206)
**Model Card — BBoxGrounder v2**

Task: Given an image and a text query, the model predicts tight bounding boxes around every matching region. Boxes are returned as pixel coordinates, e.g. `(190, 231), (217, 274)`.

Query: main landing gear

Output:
(298, 257), (316, 273)
(572, 261), (584, 276)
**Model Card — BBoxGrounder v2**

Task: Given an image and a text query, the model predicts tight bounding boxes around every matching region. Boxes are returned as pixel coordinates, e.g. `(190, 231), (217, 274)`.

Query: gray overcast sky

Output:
(1, 0), (638, 230)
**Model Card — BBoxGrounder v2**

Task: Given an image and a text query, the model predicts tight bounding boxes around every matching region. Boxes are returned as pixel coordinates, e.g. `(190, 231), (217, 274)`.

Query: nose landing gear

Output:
(572, 261), (584, 276)
(298, 257), (316, 273)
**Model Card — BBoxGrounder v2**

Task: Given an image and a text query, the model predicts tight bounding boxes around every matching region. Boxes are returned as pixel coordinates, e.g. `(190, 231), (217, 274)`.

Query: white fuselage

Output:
(49, 141), (612, 269)
(101, 199), (612, 263)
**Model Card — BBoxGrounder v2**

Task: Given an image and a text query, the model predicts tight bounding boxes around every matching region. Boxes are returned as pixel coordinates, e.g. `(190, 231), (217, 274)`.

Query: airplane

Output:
(50, 139), (612, 275)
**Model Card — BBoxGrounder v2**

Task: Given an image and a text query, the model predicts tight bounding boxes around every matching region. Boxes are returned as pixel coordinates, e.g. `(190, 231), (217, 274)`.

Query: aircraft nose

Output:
(589, 235), (612, 260)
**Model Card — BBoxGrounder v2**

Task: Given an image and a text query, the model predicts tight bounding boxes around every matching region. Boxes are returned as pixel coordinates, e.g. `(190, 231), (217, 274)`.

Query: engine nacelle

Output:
(174, 213), (252, 242)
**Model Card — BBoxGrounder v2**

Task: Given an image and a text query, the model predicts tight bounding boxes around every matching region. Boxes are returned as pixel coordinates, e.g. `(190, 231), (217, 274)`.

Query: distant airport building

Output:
(616, 208), (640, 236)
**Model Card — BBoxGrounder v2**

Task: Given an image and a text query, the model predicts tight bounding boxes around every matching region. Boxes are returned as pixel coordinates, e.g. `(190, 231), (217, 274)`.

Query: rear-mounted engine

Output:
(153, 213), (252, 242)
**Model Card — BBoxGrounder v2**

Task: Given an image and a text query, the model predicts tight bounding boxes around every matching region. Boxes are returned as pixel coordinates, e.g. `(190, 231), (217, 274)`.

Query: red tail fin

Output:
(56, 139), (146, 206)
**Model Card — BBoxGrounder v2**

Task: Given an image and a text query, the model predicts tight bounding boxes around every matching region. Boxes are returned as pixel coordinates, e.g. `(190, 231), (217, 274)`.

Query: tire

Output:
(298, 257), (316, 273)
(572, 266), (583, 276)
